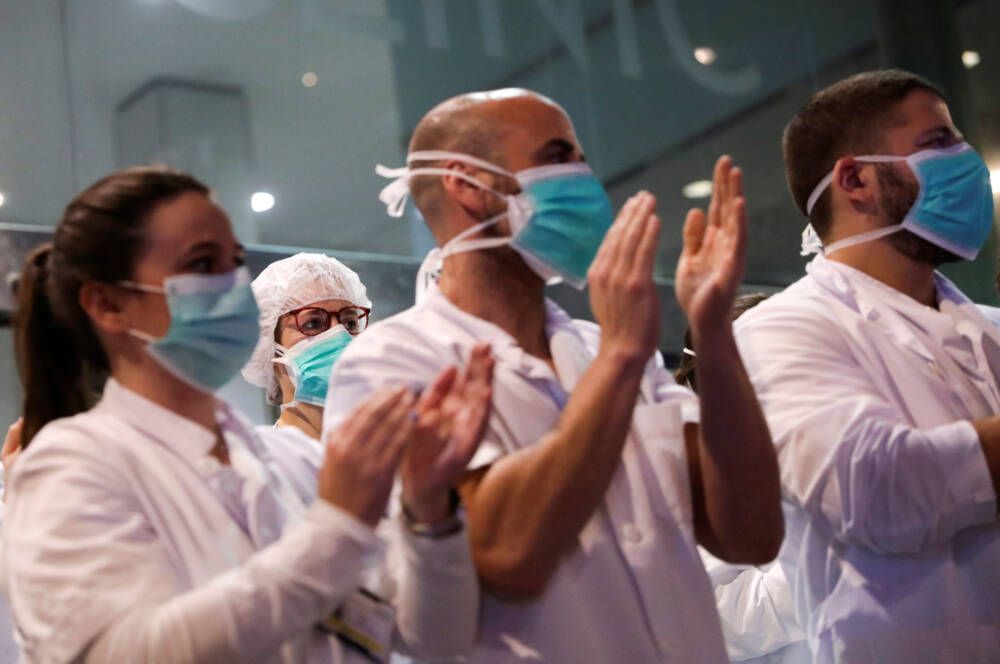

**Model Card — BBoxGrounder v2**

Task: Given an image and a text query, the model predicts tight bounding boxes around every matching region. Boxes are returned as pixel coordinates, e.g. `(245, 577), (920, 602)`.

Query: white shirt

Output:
(734, 255), (1000, 663)
(699, 549), (809, 664)
(0, 469), (18, 664)
(3, 379), (477, 664)
(325, 288), (727, 664)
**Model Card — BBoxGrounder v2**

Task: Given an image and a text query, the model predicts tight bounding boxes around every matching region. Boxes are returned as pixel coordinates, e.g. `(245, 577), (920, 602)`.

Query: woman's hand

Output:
(319, 387), (418, 527)
(401, 344), (494, 524)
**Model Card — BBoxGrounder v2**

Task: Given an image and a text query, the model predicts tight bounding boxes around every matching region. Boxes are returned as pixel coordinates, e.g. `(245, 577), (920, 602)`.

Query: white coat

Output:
(735, 255), (1000, 663)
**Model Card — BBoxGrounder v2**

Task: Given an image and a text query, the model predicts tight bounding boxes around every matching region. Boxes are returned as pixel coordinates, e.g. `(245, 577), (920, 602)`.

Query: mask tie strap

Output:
(376, 150), (515, 218)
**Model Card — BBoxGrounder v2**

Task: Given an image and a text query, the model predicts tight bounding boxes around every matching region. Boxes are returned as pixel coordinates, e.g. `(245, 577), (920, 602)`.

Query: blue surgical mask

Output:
(274, 324), (353, 406)
(377, 151), (614, 289)
(122, 267), (261, 393)
(802, 142), (995, 259)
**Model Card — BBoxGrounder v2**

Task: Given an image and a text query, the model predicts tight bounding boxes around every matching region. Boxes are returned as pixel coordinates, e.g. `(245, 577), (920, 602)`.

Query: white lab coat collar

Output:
(97, 379), (221, 459)
(422, 287), (578, 384)
(807, 255), (1000, 365)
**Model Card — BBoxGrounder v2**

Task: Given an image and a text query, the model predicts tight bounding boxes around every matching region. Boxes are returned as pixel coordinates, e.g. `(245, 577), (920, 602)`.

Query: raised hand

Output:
(587, 191), (662, 360)
(401, 344), (494, 523)
(675, 155), (747, 335)
(319, 387), (418, 527)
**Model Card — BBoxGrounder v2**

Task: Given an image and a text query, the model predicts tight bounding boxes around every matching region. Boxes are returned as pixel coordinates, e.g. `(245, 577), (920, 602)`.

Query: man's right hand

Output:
(319, 387), (417, 527)
(587, 190), (663, 361)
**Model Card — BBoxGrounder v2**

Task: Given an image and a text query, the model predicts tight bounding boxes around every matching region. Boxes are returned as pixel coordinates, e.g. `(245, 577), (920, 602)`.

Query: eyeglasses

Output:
(283, 305), (371, 336)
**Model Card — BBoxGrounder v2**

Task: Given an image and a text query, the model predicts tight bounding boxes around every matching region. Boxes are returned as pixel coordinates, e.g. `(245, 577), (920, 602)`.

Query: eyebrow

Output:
(917, 125), (963, 143)
(531, 138), (584, 163)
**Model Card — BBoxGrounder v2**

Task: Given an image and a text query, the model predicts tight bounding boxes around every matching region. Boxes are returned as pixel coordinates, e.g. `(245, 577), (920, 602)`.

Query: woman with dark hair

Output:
(6, 166), (489, 663)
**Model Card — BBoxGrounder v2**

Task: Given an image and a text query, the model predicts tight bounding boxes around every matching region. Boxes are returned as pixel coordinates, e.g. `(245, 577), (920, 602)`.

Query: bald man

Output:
(325, 89), (782, 663)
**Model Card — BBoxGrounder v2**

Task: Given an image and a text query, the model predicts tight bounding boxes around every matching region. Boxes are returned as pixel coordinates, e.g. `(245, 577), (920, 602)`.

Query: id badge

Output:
(320, 588), (396, 662)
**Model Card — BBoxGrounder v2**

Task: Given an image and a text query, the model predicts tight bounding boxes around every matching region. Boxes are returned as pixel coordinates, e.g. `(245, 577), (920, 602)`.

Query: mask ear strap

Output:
(376, 151), (514, 218)
(439, 211), (511, 258)
(118, 281), (165, 295)
(821, 224), (903, 256)
(805, 154), (906, 216)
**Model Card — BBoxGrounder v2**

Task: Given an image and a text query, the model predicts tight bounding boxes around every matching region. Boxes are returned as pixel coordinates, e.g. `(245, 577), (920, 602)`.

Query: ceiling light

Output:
(302, 72), (318, 88)
(991, 168), (999, 193)
(0, 192), (5, 208)
(682, 180), (712, 199)
(251, 191), (275, 213)
(962, 50), (981, 69)
(693, 47), (716, 66)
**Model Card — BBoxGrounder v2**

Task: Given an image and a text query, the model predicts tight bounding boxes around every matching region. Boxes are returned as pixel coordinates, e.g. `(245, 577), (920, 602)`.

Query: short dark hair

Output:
(783, 69), (944, 238)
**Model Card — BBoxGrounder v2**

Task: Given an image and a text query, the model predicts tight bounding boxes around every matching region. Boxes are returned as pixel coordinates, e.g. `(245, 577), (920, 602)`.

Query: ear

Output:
(832, 156), (878, 214)
(439, 161), (500, 219)
(78, 282), (131, 335)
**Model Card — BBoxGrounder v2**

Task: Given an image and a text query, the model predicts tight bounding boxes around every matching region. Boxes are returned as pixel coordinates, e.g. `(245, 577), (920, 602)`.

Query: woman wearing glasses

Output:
(243, 253), (373, 440)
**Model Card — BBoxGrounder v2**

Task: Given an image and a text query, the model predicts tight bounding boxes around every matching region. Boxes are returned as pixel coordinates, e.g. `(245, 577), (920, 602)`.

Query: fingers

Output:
(615, 193), (656, 272)
(464, 344), (495, 388)
(419, 366), (458, 413)
(722, 196), (748, 284)
(681, 208), (707, 258)
(632, 213), (661, 281)
(592, 194), (640, 275)
(589, 191), (654, 283)
(371, 391), (418, 467)
(333, 386), (410, 448)
(708, 156), (732, 227)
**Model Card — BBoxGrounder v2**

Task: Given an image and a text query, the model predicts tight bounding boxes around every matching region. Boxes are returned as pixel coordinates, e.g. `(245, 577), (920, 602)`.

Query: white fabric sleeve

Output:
(699, 550), (804, 661)
(735, 305), (997, 555)
(4, 436), (381, 664)
(383, 518), (478, 660)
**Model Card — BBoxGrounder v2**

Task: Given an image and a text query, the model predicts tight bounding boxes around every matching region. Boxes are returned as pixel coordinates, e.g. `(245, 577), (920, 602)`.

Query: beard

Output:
(876, 163), (961, 266)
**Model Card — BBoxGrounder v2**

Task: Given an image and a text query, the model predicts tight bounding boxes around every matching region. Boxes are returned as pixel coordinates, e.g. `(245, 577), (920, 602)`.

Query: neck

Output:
(828, 240), (938, 307)
(111, 352), (220, 433)
(277, 401), (323, 440)
(438, 250), (551, 360)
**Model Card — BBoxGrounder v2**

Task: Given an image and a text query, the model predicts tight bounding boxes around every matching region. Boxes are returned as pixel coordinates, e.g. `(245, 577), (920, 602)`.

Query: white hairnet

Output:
(242, 252), (371, 402)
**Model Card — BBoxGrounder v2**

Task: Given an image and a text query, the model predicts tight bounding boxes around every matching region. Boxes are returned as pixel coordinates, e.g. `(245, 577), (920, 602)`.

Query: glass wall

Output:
(2, 0), (999, 423)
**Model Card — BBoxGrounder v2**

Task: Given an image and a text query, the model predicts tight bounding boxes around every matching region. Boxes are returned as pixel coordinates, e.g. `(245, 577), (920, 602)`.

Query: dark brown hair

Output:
(783, 69), (943, 239)
(14, 166), (209, 447)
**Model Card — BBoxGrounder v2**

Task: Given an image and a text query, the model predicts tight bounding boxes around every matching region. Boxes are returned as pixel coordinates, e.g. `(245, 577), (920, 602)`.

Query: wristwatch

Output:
(400, 489), (464, 538)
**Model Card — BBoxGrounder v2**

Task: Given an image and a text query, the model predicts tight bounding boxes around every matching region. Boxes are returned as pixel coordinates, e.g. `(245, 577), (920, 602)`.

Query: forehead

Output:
(491, 97), (579, 164)
(143, 191), (233, 249)
(883, 89), (957, 152)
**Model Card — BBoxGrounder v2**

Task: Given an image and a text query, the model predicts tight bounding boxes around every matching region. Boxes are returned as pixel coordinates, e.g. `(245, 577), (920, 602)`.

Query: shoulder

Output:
(735, 276), (846, 346)
(337, 304), (458, 376)
(17, 410), (130, 473)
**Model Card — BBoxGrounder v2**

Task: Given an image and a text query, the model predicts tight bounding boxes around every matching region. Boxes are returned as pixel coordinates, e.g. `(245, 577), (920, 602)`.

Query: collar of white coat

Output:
(98, 378), (251, 460)
(419, 286), (585, 385)
(806, 254), (1000, 359)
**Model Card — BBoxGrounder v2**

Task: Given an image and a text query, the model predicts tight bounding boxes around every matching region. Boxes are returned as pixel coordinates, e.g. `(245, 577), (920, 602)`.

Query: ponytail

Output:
(12, 166), (209, 448)
(15, 245), (97, 447)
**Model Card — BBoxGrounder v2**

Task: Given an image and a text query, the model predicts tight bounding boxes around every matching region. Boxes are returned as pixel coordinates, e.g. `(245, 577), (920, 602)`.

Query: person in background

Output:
(327, 88), (783, 663)
(676, 293), (809, 664)
(735, 69), (1000, 662)
(242, 252), (372, 440)
(5, 166), (489, 663)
